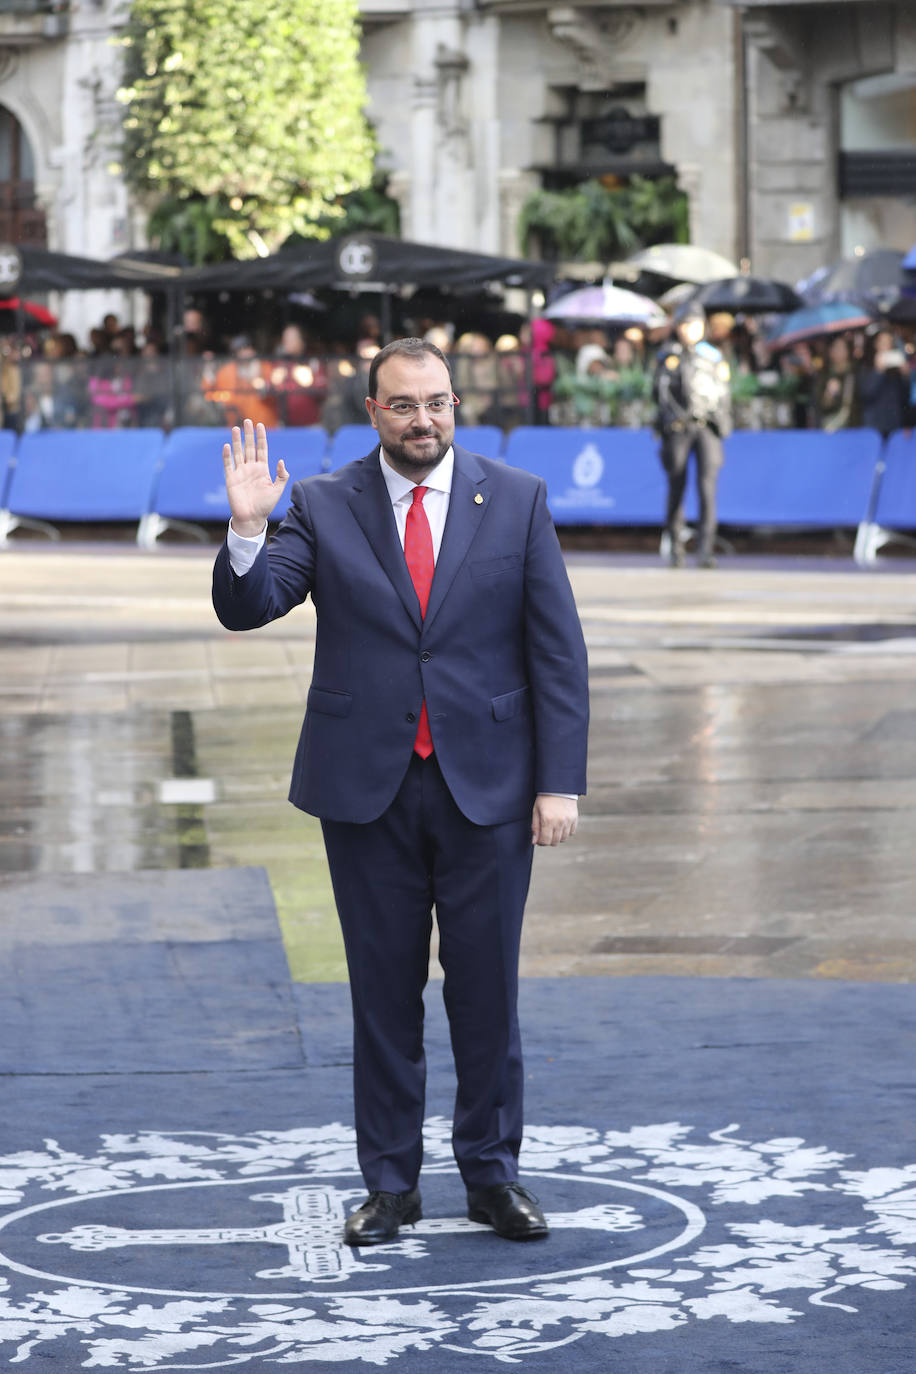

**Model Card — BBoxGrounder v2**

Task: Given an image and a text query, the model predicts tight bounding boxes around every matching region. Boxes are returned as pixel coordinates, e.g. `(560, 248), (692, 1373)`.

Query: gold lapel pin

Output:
(474, 493), (484, 505)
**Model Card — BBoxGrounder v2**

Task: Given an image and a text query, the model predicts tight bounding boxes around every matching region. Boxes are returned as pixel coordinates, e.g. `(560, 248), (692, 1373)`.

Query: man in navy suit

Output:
(213, 338), (588, 1245)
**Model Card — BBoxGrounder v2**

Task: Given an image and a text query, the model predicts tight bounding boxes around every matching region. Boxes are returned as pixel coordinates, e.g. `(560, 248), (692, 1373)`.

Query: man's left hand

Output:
(531, 795), (578, 847)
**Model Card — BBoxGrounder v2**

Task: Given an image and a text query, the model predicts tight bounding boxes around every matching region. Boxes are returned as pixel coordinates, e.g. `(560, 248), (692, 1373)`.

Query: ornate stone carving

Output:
(434, 42), (470, 168)
(548, 6), (642, 89)
(0, 49), (20, 84)
(743, 12), (809, 114)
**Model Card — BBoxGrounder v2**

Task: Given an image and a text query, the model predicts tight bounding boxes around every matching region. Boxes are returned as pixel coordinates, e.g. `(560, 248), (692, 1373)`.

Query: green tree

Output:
(117, 0), (375, 262)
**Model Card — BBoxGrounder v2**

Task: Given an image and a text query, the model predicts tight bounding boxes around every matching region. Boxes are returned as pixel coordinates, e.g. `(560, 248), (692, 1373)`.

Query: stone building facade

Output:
(361, 0), (916, 277)
(0, 0), (912, 334)
(736, 0), (916, 280)
(0, 0), (141, 331)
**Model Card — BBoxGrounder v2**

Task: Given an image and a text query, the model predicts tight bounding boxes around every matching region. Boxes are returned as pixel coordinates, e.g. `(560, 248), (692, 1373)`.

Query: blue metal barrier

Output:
(325, 424), (374, 470)
(0, 429), (165, 546)
(0, 428), (19, 506)
(453, 426), (505, 458)
(502, 427), (683, 525)
(718, 429), (882, 527)
(139, 426), (327, 546)
(0, 424), (892, 558)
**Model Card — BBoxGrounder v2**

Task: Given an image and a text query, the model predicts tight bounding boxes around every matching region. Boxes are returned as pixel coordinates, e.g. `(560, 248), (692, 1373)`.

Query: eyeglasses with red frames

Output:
(370, 394), (460, 419)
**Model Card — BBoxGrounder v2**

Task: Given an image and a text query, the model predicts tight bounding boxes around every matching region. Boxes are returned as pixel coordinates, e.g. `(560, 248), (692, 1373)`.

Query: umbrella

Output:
(543, 283), (667, 328)
(800, 249), (905, 307)
(0, 297), (58, 326)
(688, 276), (805, 314)
(615, 243), (740, 285)
(657, 282), (699, 313)
(765, 301), (873, 351)
(866, 289), (916, 325)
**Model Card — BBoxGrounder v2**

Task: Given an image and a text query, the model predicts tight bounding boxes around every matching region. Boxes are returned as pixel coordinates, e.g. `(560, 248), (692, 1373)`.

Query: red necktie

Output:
(404, 485), (434, 758)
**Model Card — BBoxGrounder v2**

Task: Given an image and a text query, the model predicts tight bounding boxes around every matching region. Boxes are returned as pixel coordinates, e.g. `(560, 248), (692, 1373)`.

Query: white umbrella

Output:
(543, 283), (668, 327)
(657, 282), (698, 313)
(616, 243), (740, 285)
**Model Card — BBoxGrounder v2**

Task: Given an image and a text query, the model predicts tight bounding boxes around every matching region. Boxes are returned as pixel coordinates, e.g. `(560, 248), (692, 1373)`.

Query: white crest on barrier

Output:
(0, 1120), (914, 1368)
(571, 442), (605, 489)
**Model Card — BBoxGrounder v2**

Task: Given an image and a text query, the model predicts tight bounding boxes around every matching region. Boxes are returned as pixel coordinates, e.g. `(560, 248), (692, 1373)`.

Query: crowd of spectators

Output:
(5, 301), (916, 437)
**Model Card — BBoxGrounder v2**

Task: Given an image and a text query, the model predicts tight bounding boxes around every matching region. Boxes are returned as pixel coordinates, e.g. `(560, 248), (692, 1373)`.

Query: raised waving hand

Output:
(222, 419), (289, 537)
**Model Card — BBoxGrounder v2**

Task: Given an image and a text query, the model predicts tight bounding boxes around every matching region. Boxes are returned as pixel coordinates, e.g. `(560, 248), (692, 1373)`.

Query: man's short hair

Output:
(367, 337), (451, 399)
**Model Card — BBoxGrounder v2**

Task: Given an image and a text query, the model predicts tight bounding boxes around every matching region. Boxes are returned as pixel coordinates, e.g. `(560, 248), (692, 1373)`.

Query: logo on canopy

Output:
(336, 236), (378, 281)
(0, 243), (22, 293)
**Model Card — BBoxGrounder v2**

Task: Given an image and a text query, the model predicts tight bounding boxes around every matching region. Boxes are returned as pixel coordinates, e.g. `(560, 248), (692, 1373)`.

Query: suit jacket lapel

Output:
(347, 449), (423, 630)
(424, 446), (488, 631)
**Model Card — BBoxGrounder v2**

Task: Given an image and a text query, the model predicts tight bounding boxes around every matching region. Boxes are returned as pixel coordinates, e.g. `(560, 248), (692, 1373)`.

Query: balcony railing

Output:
(0, 182), (47, 246)
(0, 2), (66, 12)
(0, 0), (68, 41)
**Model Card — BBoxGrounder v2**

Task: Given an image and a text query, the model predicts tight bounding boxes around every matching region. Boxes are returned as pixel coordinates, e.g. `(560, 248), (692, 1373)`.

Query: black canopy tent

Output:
(178, 233), (554, 296)
(0, 244), (183, 348)
(0, 244), (183, 295)
(1, 236), (554, 426)
(180, 233), (549, 340)
(178, 233), (553, 422)
(0, 244), (185, 428)
(0, 235), (550, 328)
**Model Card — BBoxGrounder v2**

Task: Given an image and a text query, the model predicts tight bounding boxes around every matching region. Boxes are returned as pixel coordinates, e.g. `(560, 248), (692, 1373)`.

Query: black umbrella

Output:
(800, 249), (905, 309)
(865, 289), (916, 325)
(687, 276), (805, 315)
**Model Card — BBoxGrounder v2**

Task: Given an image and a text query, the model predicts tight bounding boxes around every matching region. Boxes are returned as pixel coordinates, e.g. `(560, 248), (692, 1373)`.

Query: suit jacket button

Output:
(406, 712), (416, 723)
(420, 651), (431, 662)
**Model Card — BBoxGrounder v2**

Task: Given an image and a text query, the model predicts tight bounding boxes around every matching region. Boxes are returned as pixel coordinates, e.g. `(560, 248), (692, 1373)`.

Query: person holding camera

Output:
(652, 305), (732, 568)
(858, 329), (912, 439)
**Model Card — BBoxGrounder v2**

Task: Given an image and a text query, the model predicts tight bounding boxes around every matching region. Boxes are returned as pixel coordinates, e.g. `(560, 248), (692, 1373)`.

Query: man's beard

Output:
(385, 428), (451, 470)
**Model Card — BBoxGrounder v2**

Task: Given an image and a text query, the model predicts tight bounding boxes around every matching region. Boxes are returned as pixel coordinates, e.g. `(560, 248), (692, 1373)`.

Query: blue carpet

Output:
(0, 868), (302, 1072)
(0, 869), (914, 1371)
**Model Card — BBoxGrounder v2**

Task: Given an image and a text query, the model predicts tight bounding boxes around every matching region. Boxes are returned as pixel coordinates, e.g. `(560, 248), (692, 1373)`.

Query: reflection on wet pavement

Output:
(1, 546), (916, 983)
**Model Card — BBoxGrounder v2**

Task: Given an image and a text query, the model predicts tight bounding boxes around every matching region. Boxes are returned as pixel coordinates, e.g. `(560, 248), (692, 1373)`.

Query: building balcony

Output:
(0, 182), (47, 245)
(0, 1), (68, 44)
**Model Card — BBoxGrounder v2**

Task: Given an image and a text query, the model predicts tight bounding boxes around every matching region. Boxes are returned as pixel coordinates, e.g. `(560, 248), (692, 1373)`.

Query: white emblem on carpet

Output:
(0, 1120), (913, 1366)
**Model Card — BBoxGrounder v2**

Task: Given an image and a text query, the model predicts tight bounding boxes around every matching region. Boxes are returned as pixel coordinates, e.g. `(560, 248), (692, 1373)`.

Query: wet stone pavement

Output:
(2, 542), (916, 984)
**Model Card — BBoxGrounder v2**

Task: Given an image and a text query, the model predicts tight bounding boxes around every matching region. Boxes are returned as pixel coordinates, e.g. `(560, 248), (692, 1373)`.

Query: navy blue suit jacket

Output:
(212, 444), (588, 825)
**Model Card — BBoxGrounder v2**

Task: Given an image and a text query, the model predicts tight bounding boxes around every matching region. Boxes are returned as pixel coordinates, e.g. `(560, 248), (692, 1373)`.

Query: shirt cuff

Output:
(227, 520), (267, 576)
(540, 793), (578, 801)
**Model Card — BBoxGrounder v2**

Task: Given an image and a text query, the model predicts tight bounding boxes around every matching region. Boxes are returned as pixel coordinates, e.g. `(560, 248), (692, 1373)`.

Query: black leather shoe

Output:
(343, 1188), (422, 1246)
(467, 1182), (548, 1240)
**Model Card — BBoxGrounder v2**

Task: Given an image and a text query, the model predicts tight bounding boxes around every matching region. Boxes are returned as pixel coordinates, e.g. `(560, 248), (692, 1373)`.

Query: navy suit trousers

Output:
(321, 752), (534, 1194)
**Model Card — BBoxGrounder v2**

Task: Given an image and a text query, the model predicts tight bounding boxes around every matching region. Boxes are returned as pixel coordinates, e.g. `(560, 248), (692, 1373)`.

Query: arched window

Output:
(0, 105), (46, 245)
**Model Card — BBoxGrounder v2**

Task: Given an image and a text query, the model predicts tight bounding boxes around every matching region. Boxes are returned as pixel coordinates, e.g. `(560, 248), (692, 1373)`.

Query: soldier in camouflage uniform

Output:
(652, 305), (732, 568)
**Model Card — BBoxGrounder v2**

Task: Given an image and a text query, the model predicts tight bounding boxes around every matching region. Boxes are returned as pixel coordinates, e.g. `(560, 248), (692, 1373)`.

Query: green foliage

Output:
(729, 369), (759, 403)
(518, 176), (689, 262)
(553, 365), (653, 423)
(118, 0), (375, 260)
(315, 173), (401, 238)
(147, 193), (235, 264)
